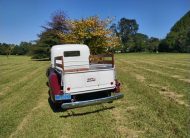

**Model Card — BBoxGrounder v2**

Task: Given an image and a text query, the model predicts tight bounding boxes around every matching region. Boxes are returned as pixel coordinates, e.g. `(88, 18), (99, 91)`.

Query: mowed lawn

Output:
(0, 54), (189, 138)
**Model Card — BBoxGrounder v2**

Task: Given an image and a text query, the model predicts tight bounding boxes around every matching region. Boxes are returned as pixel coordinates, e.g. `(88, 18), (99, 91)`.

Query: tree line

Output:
(1, 10), (189, 58)
(0, 42), (34, 56)
(159, 11), (190, 52)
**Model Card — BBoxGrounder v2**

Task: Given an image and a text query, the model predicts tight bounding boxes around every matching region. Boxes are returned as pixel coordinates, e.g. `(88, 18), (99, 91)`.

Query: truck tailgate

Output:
(63, 69), (115, 94)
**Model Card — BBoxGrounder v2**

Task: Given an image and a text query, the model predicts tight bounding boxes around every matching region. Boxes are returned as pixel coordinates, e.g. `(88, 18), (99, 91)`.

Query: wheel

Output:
(46, 67), (50, 77)
(48, 90), (50, 97)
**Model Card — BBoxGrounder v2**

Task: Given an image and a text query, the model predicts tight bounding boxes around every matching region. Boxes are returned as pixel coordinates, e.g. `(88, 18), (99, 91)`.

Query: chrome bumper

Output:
(61, 93), (124, 109)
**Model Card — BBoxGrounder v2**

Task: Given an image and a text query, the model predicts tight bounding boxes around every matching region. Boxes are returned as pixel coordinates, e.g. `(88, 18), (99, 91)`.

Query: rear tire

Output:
(46, 67), (51, 77)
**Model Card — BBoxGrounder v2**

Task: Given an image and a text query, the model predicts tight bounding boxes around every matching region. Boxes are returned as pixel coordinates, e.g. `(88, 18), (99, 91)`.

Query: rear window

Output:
(64, 51), (80, 57)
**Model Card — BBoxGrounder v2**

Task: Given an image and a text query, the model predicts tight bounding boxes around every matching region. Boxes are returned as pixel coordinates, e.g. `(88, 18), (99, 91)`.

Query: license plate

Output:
(55, 93), (71, 101)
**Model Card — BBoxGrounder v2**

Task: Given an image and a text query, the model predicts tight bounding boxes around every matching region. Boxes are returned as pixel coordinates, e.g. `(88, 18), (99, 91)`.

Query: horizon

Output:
(0, 0), (190, 45)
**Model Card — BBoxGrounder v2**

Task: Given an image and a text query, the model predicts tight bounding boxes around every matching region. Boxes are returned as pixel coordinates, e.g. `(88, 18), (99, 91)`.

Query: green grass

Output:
(0, 54), (189, 138)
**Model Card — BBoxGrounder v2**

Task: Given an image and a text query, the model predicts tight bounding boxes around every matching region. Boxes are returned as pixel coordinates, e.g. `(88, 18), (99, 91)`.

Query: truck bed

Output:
(54, 64), (115, 95)
(89, 64), (113, 70)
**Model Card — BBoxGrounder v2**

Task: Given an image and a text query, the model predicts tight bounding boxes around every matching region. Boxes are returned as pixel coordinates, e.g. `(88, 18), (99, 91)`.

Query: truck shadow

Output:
(59, 106), (115, 118)
(31, 58), (50, 61)
(48, 97), (64, 112)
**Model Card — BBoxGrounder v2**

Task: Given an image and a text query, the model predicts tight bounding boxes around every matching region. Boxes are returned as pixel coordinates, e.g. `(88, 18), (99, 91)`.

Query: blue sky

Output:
(0, 0), (189, 44)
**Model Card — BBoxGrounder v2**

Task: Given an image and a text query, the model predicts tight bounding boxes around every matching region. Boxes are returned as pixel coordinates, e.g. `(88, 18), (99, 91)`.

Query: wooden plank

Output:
(98, 60), (113, 64)
(89, 53), (114, 67)
(55, 56), (62, 60)
(54, 56), (64, 70)
(55, 63), (63, 68)
(64, 68), (89, 72)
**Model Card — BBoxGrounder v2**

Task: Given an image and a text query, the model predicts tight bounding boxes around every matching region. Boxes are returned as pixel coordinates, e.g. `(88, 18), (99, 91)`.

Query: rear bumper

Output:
(61, 93), (124, 109)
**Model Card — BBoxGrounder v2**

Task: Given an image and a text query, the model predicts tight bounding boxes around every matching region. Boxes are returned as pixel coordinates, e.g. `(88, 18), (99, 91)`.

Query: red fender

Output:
(49, 72), (62, 95)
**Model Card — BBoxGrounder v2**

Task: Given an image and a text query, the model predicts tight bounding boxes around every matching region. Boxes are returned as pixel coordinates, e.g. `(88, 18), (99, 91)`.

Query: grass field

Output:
(0, 54), (189, 138)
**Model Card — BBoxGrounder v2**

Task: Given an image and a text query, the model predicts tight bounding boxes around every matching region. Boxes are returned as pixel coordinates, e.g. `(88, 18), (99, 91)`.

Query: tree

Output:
(147, 37), (160, 52)
(5, 45), (12, 57)
(32, 30), (62, 59)
(0, 43), (8, 55)
(45, 11), (71, 33)
(32, 11), (71, 59)
(118, 18), (139, 52)
(12, 42), (33, 55)
(185, 29), (190, 52)
(159, 11), (190, 52)
(58, 16), (120, 54)
(132, 33), (149, 52)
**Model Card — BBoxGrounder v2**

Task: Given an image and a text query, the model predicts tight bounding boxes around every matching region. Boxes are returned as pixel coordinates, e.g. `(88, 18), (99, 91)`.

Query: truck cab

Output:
(47, 44), (123, 109)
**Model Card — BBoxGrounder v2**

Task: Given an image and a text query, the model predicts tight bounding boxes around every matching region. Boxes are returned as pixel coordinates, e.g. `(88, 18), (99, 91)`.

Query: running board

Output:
(61, 93), (124, 109)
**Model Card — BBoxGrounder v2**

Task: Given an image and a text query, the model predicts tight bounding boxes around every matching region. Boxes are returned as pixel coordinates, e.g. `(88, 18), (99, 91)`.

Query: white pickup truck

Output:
(46, 44), (123, 109)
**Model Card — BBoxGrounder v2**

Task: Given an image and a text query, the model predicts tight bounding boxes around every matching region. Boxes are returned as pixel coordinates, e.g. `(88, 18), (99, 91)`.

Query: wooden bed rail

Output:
(54, 56), (64, 70)
(89, 54), (114, 68)
(54, 53), (115, 72)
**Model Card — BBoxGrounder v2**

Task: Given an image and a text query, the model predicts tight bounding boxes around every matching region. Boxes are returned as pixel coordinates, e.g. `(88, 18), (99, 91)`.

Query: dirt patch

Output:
(117, 126), (138, 138)
(111, 107), (143, 137)
(148, 83), (189, 107)
(134, 74), (145, 82)
(172, 75), (190, 84)
(172, 75), (181, 78)
(32, 100), (46, 111)
(148, 84), (160, 88)
(0, 92), (4, 96)
(148, 84), (168, 92)
(126, 106), (137, 112)
(159, 91), (188, 107)
(0, 86), (10, 97)
(179, 79), (190, 84)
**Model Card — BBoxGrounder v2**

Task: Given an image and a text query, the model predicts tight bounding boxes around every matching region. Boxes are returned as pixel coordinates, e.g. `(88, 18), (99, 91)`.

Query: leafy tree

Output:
(32, 30), (62, 59)
(158, 39), (169, 52)
(185, 29), (190, 52)
(0, 43), (15, 57)
(118, 18), (139, 52)
(0, 43), (8, 55)
(12, 42), (33, 55)
(58, 16), (120, 54)
(159, 11), (190, 52)
(147, 37), (160, 52)
(32, 11), (70, 59)
(132, 33), (149, 52)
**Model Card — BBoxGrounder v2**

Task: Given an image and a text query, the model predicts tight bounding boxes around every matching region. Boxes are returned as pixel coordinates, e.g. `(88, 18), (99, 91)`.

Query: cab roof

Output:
(51, 44), (89, 52)
(51, 44), (90, 68)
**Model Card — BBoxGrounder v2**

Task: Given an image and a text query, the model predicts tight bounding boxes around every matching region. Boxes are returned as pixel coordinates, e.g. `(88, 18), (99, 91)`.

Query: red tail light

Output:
(49, 72), (61, 95)
(115, 80), (121, 93)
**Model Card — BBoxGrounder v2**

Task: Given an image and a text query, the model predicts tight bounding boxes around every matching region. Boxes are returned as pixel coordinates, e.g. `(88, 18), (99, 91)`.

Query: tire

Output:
(46, 67), (50, 77)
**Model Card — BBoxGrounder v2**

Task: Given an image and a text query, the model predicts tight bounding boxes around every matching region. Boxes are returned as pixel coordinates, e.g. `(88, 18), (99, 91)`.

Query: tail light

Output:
(115, 80), (121, 93)
(49, 72), (62, 95)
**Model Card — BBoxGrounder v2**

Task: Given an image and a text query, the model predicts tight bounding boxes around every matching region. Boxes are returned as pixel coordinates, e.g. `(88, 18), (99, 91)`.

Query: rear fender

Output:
(49, 70), (62, 95)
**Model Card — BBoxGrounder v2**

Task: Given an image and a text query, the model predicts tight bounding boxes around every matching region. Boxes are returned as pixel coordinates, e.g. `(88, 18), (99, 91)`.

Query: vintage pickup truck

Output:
(46, 44), (123, 109)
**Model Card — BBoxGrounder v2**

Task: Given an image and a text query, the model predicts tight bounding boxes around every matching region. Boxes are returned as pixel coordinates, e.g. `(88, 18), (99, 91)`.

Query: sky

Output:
(0, 0), (189, 44)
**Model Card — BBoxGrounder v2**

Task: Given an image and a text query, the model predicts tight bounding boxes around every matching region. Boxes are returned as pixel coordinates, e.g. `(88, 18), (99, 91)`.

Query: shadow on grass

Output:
(31, 58), (50, 61)
(48, 97), (63, 113)
(59, 105), (115, 118)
